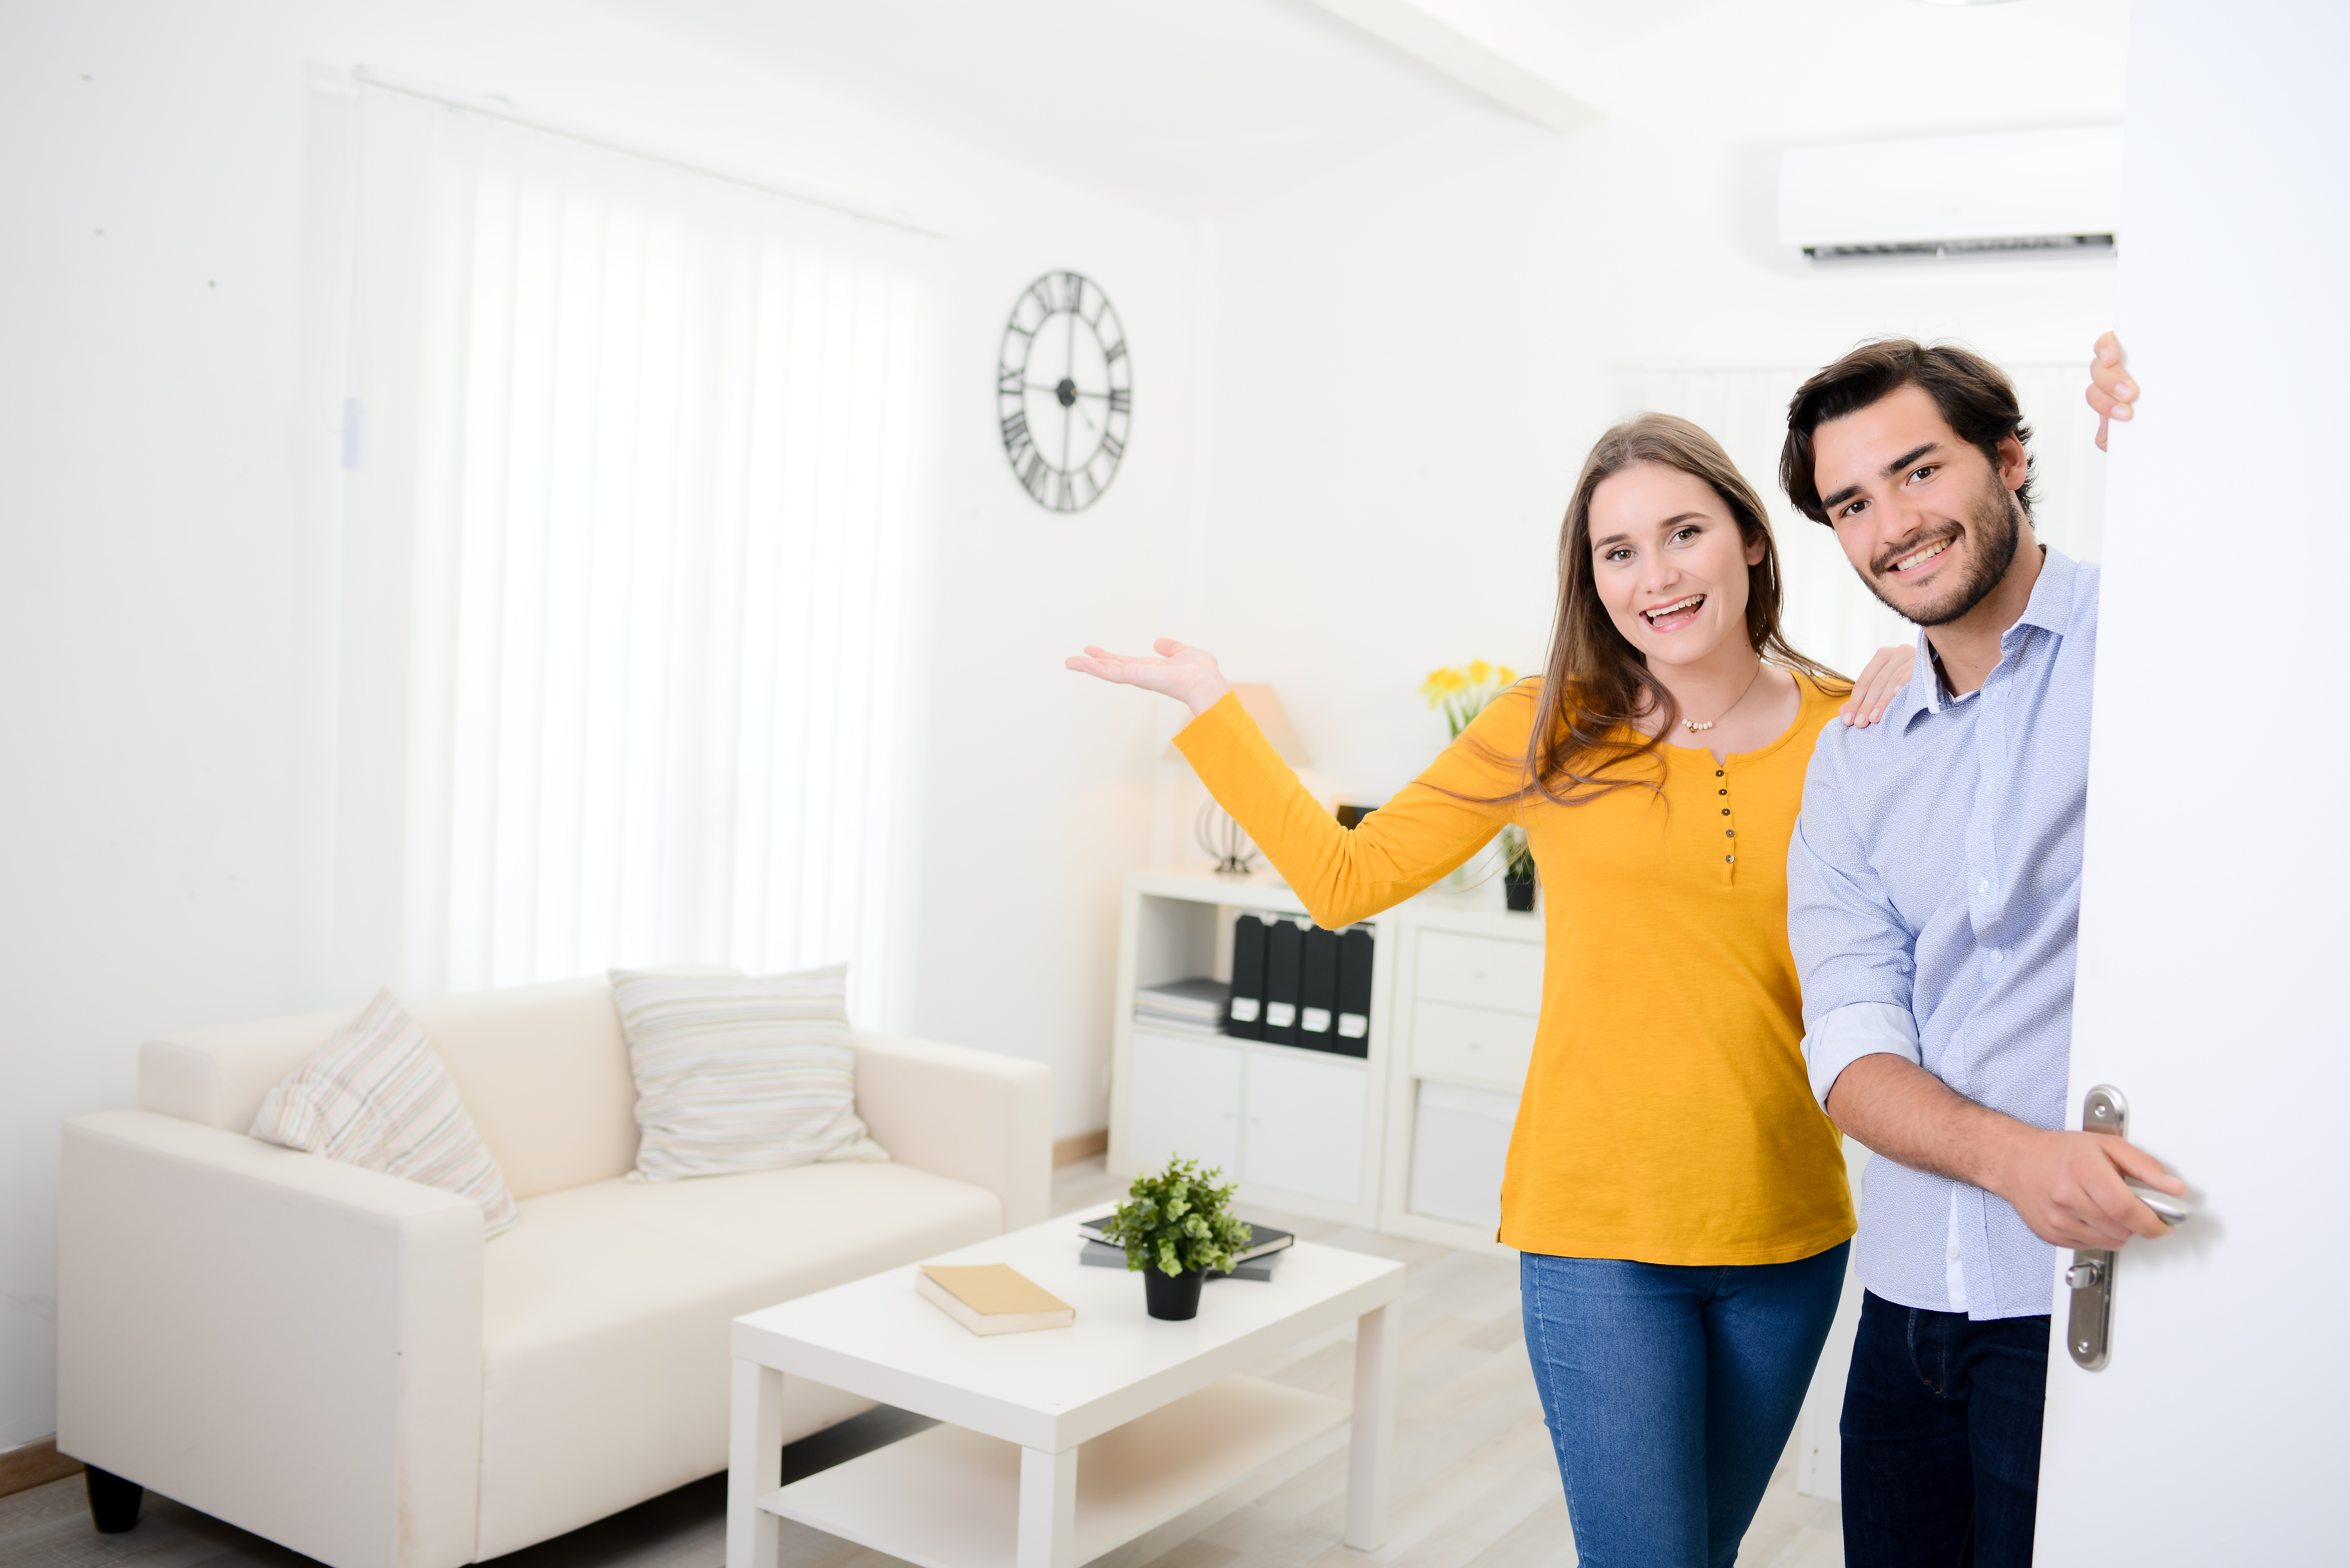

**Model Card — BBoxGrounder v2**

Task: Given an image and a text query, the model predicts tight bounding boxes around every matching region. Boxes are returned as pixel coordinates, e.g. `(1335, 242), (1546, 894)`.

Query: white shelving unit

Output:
(1107, 866), (1544, 1247)
(1109, 869), (1397, 1229)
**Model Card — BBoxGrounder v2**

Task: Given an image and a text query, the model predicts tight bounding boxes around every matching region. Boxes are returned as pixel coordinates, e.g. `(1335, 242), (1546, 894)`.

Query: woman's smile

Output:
(1641, 592), (1709, 633)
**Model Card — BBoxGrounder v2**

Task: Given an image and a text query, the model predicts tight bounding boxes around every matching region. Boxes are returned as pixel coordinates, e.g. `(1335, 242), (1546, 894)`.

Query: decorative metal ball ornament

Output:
(1195, 801), (1260, 876)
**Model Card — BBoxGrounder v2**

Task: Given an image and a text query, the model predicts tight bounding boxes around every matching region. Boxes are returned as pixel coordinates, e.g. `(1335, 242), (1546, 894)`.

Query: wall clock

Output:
(997, 270), (1131, 513)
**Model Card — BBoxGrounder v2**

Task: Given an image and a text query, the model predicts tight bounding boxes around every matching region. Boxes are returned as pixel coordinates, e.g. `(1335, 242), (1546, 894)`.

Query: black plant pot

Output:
(1505, 875), (1536, 912)
(1143, 1266), (1206, 1321)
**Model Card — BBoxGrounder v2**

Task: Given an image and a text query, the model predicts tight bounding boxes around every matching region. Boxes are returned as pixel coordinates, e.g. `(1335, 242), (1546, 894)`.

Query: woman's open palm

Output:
(1065, 638), (1232, 718)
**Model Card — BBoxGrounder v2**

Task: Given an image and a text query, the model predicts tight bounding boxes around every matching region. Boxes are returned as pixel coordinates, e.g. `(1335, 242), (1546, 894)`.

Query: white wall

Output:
(1192, 0), (2129, 803)
(0, 0), (1201, 1449)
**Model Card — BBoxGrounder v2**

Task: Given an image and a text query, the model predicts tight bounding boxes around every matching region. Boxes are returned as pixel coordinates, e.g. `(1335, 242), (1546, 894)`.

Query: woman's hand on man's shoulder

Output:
(1838, 645), (1915, 728)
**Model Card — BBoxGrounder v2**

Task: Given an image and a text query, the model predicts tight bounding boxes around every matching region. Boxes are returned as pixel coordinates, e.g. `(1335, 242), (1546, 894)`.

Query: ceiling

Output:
(1536, 0), (1735, 50)
(582, 0), (1733, 218)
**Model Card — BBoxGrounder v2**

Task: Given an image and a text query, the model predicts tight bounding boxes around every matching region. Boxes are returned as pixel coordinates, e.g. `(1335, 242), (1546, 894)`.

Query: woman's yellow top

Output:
(1173, 678), (1854, 1265)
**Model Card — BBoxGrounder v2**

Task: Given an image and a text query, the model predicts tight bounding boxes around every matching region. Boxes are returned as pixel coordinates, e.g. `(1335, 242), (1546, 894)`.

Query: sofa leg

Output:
(86, 1466), (144, 1533)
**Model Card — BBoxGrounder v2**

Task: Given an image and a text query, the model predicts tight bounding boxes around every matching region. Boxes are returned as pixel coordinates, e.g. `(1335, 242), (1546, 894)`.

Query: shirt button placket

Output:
(1717, 766), (1736, 881)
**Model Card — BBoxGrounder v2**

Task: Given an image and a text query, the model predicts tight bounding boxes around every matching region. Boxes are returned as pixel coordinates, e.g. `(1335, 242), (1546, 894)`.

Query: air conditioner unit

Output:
(1778, 126), (2123, 264)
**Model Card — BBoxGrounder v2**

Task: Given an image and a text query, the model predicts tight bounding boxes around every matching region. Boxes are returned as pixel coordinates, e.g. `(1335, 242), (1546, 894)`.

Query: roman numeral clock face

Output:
(997, 270), (1130, 513)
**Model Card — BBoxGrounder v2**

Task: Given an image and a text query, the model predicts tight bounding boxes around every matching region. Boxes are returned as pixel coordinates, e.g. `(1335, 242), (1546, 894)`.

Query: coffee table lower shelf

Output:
(759, 1374), (1348, 1568)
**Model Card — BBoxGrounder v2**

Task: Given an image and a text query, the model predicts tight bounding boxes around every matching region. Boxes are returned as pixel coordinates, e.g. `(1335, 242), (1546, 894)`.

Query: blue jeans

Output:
(1520, 1244), (1848, 1568)
(1839, 1290), (2049, 1568)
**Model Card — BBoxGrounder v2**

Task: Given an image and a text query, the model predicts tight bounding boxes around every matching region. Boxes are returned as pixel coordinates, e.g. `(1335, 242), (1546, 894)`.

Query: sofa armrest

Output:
(59, 1110), (484, 1568)
(853, 1033), (1052, 1231)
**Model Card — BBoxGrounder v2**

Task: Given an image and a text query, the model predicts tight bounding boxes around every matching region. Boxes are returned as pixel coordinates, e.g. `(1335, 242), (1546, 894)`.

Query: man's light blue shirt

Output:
(1788, 547), (2097, 1321)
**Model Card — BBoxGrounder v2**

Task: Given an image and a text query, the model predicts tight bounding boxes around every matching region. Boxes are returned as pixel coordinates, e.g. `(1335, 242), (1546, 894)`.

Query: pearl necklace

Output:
(1681, 661), (1765, 734)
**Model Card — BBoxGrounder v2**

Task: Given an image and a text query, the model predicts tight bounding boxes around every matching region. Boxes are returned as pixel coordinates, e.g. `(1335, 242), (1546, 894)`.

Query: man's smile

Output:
(1876, 530), (1962, 582)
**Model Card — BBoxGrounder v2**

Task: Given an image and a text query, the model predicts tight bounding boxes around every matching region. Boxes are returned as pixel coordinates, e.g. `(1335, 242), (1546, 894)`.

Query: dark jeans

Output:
(1841, 1289), (2050, 1568)
(1520, 1243), (1848, 1568)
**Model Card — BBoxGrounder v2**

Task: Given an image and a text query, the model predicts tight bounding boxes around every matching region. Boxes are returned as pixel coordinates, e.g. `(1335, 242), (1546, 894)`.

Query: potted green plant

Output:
(1099, 1156), (1253, 1321)
(1502, 825), (1537, 911)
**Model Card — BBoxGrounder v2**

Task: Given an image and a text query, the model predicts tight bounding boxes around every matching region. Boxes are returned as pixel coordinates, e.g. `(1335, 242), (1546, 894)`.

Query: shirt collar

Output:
(1891, 543), (2080, 726)
(2010, 543), (2079, 642)
(1894, 634), (1942, 724)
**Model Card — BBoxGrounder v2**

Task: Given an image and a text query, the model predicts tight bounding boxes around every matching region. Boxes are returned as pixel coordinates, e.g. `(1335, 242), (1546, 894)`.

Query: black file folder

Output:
(1333, 925), (1374, 1058)
(1261, 918), (1303, 1046)
(1226, 914), (1269, 1039)
(1298, 926), (1339, 1051)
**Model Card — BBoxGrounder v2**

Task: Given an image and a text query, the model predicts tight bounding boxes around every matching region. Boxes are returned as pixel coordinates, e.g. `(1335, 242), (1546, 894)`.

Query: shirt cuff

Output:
(1803, 1002), (1921, 1109)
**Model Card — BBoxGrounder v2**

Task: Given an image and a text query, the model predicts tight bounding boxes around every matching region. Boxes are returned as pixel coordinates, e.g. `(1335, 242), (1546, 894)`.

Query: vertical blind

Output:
(1610, 362), (2108, 681)
(342, 83), (931, 1021)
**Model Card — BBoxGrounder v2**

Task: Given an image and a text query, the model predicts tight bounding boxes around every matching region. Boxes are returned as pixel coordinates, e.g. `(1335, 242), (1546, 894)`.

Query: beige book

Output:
(915, 1264), (1076, 1336)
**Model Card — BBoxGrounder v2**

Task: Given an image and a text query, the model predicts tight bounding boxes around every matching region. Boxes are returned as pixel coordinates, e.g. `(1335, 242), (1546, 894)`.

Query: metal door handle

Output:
(2065, 1084), (2194, 1370)
(2065, 1085), (2128, 1368)
(2126, 1179), (2191, 1227)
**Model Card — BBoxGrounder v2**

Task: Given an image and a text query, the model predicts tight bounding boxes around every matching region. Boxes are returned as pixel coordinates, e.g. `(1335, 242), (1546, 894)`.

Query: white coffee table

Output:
(726, 1215), (1406, 1568)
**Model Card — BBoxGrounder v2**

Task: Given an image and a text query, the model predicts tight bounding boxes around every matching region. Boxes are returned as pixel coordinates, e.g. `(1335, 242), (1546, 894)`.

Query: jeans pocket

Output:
(1904, 1307), (1951, 1397)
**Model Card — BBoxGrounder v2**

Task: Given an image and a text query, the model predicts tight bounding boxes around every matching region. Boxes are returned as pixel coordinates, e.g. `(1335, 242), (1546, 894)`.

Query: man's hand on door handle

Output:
(1984, 1127), (2188, 1250)
(1828, 1053), (2190, 1250)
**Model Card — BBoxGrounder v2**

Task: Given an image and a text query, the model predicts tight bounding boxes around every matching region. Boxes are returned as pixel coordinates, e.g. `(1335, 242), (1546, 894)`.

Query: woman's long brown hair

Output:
(1509, 413), (1849, 806)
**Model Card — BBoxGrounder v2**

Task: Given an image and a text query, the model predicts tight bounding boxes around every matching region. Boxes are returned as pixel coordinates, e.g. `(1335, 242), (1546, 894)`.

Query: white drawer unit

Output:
(1242, 1048), (1367, 1206)
(1407, 1079), (1520, 1231)
(1383, 910), (1546, 1252)
(1125, 1028), (1243, 1176)
(1409, 998), (1539, 1091)
(1413, 929), (1543, 1015)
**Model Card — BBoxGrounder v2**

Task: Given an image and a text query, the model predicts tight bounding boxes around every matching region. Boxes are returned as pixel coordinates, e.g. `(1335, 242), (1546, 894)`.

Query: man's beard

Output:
(1864, 478), (2023, 628)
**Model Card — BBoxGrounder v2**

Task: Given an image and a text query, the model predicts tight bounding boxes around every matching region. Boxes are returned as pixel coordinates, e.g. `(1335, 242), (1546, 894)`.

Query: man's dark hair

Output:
(1779, 339), (2036, 525)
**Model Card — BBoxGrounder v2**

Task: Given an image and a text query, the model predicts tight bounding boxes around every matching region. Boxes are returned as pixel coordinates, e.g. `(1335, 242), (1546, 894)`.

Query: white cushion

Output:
(475, 1159), (1004, 1555)
(249, 990), (521, 1237)
(407, 978), (639, 1201)
(611, 963), (887, 1181)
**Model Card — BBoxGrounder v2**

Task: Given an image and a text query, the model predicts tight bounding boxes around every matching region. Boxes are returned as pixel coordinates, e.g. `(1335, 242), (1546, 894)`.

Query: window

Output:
(338, 81), (932, 1022)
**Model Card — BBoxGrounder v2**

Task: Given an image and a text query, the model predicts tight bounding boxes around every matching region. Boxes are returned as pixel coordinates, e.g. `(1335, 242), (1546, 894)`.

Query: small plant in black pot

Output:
(1502, 825), (1537, 911)
(1100, 1156), (1252, 1321)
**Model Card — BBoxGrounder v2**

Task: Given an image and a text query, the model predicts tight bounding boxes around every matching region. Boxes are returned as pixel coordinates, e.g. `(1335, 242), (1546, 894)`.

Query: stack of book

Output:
(1076, 1216), (1294, 1281)
(1133, 976), (1230, 1037)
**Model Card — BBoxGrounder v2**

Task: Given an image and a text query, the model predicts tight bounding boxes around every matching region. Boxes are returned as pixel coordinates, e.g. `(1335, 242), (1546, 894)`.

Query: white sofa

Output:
(57, 977), (1052, 1568)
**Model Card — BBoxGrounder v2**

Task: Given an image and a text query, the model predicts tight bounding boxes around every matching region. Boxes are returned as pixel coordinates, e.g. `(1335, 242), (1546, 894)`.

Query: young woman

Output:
(1067, 414), (1913, 1568)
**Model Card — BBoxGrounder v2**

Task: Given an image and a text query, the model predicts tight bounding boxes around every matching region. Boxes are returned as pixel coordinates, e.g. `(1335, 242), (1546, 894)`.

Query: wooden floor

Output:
(0, 1158), (1842, 1568)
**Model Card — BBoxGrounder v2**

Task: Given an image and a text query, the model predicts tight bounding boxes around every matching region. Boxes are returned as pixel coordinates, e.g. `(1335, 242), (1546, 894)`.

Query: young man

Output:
(1777, 338), (2183, 1568)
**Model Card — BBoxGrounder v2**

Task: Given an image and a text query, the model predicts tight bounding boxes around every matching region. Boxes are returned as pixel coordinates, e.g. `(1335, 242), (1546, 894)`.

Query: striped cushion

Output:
(250, 989), (521, 1236)
(610, 963), (888, 1182)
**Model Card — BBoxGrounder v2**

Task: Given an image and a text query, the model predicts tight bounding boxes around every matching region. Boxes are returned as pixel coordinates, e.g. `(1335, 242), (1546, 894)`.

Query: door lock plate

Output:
(2065, 1084), (2127, 1370)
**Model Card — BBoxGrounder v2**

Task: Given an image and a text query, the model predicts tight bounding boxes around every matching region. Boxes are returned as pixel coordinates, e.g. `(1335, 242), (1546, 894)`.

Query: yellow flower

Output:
(1466, 659), (1492, 686)
(1443, 669), (1469, 693)
(1497, 665), (1519, 686)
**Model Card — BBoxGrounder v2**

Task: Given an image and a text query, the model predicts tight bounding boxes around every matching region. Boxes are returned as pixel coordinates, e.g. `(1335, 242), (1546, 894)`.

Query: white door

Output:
(1242, 1048), (1366, 1205)
(1126, 1029), (1243, 1176)
(2035, 3), (2350, 1558)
